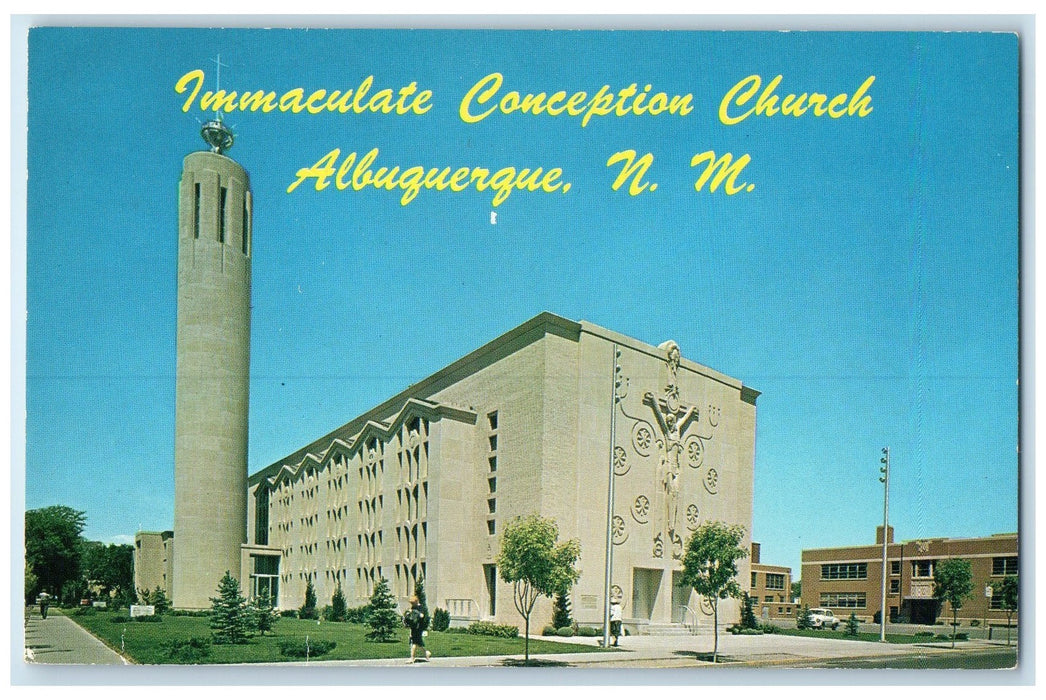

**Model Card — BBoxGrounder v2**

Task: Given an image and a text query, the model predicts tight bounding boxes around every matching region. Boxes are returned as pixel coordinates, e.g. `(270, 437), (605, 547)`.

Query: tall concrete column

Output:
(173, 123), (252, 609)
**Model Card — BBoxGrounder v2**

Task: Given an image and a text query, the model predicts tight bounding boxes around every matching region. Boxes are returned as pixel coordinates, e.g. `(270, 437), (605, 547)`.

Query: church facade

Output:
(243, 313), (758, 628)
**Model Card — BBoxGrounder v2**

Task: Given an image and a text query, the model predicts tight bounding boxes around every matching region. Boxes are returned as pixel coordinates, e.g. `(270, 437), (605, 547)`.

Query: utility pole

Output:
(602, 344), (620, 649)
(879, 446), (890, 643)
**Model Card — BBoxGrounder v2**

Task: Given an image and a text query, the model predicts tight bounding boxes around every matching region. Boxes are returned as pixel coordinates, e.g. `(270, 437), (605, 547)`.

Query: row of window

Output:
(820, 592), (867, 608)
(191, 183), (250, 255)
(821, 556), (1018, 581)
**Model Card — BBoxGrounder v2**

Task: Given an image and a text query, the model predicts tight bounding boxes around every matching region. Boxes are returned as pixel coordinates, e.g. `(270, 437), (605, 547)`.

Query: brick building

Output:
(749, 542), (794, 620)
(801, 527), (1018, 625)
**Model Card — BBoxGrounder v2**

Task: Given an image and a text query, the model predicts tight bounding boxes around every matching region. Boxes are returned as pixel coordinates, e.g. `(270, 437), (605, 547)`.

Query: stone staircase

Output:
(634, 622), (694, 636)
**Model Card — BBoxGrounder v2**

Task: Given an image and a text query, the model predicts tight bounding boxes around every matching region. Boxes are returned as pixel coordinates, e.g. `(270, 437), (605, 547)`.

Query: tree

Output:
(299, 579), (318, 620)
(845, 612), (860, 636)
(413, 577), (430, 630)
(25, 505), (87, 599)
(497, 514), (581, 662)
(366, 576), (400, 642)
(796, 604), (813, 630)
(329, 583), (347, 622)
(551, 590), (573, 630)
(738, 592), (758, 630)
(681, 521), (748, 663)
(933, 558), (973, 648)
(25, 562), (38, 606)
(252, 594), (280, 636)
(790, 580), (801, 602)
(82, 542), (134, 599)
(997, 575), (1018, 646)
(209, 571), (254, 644)
(147, 586), (171, 614)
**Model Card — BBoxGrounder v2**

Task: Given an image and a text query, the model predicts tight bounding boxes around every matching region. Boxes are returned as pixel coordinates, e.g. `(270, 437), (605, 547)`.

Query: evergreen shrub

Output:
(277, 638), (337, 658)
(431, 607), (450, 631)
(466, 621), (519, 638)
(164, 636), (212, 663)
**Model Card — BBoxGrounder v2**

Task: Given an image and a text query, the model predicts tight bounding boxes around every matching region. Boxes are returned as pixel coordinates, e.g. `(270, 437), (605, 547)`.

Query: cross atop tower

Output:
(200, 53), (234, 153)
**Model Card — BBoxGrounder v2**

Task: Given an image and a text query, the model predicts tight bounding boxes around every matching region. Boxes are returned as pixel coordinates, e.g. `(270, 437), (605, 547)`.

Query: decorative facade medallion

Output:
(685, 504), (700, 530)
(699, 596), (715, 616)
(611, 515), (628, 545)
(684, 435), (704, 468)
(670, 530), (683, 560)
(707, 404), (721, 428)
(630, 494), (650, 524)
(652, 532), (664, 559)
(632, 421), (655, 457)
(703, 467), (719, 495)
(613, 446), (630, 476)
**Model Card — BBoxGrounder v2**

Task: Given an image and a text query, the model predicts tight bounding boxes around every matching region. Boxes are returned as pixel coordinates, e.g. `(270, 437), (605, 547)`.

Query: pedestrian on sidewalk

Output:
(37, 592), (51, 620)
(609, 598), (623, 647)
(403, 595), (432, 663)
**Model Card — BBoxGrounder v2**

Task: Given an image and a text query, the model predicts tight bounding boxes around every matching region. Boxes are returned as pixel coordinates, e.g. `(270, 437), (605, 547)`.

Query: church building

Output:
(136, 123), (759, 630)
(243, 313), (759, 629)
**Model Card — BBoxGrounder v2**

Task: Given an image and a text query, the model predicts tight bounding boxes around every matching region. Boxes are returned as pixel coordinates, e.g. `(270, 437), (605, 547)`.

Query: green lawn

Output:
(67, 610), (610, 665)
(768, 627), (946, 644)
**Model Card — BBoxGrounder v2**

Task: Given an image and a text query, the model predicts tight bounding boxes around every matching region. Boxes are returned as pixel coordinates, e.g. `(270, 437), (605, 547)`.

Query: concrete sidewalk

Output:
(302, 630), (1016, 668)
(23, 609), (129, 665)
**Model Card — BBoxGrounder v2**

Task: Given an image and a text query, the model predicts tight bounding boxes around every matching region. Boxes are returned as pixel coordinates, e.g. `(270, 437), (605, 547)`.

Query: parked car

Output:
(809, 608), (841, 630)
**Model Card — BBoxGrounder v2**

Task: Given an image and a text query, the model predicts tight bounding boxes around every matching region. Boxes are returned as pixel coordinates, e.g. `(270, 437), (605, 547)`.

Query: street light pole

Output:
(879, 446), (890, 643)
(602, 344), (620, 649)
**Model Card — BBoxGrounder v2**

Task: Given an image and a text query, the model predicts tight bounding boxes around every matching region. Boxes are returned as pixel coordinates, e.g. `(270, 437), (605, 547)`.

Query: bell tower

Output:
(172, 117), (252, 609)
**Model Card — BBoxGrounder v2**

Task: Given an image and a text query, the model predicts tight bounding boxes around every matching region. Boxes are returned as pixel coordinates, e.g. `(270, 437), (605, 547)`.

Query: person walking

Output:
(609, 598), (623, 647)
(403, 595), (431, 663)
(37, 592), (51, 620)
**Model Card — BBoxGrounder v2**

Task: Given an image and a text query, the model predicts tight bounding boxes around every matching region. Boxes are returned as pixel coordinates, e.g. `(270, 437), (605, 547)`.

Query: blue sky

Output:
(23, 28), (1018, 575)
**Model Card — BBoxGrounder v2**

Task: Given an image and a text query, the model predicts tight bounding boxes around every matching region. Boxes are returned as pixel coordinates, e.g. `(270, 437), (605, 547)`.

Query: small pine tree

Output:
(148, 586), (171, 614)
(845, 612), (860, 636)
(209, 571), (254, 644)
(253, 595), (280, 636)
(299, 579), (318, 620)
(740, 592), (758, 629)
(551, 590), (573, 630)
(796, 604), (814, 630)
(413, 577), (430, 630)
(330, 584), (347, 622)
(366, 576), (400, 642)
(432, 607), (450, 632)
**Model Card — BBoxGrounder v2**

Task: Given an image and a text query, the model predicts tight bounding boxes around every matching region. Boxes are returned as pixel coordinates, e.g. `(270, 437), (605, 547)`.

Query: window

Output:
(992, 557), (1018, 576)
(251, 555), (280, 602)
(193, 183), (200, 238)
(820, 592), (866, 608)
(488, 411), (498, 430)
(218, 186), (227, 242)
(489, 435), (498, 451)
(821, 563), (868, 580)
(912, 560), (934, 578)
(487, 498), (496, 514)
(488, 477), (497, 493)
(766, 573), (785, 590)
(751, 572), (758, 587)
(488, 456), (497, 472)
(890, 579), (900, 594)
(242, 200), (249, 255)
(487, 520), (496, 535)
(255, 487), (269, 545)
(891, 561), (901, 575)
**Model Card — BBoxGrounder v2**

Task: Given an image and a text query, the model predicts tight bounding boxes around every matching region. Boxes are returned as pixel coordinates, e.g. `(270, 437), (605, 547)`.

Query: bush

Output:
(542, 625), (557, 636)
(915, 631), (935, 637)
(735, 627), (763, 635)
(955, 632), (969, 640)
(73, 606), (97, 616)
(169, 609), (210, 617)
(277, 638), (337, 658)
(345, 605), (371, 624)
(845, 612), (860, 637)
(164, 637), (212, 663)
(576, 626), (602, 637)
(299, 580), (319, 620)
(110, 615), (130, 623)
(551, 591), (573, 630)
(466, 621), (519, 638)
(432, 607), (450, 632)
(329, 584), (348, 623)
(133, 614), (163, 623)
(556, 626), (574, 637)
(280, 609), (299, 618)
(760, 623), (779, 634)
